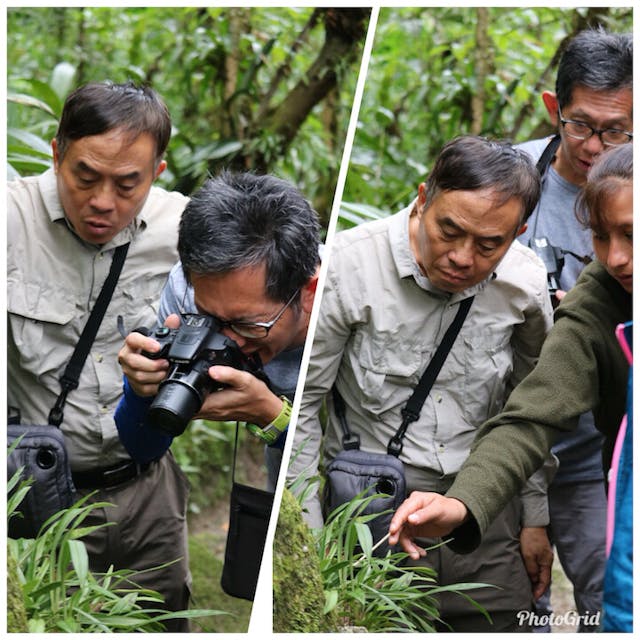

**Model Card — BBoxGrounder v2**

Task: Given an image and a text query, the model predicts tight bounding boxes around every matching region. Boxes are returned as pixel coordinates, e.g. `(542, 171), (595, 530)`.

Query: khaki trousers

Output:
(78, 452), (192, 632)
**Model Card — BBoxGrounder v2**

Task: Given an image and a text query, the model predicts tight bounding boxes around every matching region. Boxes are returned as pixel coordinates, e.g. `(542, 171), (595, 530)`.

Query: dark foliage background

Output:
(340, 6), (632, 226)
(7, 7), (370, 226)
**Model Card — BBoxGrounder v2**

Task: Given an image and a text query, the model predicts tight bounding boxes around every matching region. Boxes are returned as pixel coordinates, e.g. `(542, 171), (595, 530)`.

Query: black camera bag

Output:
(7, 243), (129, 539)
(221, 425), (275, 601)
(325, 447), (406, 551)
(8, 424), (76, 539)
(324, 295), (474, 556)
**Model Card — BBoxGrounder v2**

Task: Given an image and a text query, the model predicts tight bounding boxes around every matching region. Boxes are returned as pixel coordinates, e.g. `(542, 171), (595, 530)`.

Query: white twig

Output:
(352, 532), (391, 568)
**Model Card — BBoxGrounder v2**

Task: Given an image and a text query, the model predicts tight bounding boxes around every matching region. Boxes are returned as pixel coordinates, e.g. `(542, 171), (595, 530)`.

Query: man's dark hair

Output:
(575, 143), (633, 231)
(423, 135), (541, 225)
(556, 28), (633, 109)
(178, 171), (321, 302)
(55, 81), (171, 162)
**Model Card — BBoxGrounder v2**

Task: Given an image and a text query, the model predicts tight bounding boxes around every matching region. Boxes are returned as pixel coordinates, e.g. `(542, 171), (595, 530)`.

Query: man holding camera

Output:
(288, 136), (554, 631)
(516, 29), (632, 630)
(116, 171), (320, 490)
(8, 82), (191, 629)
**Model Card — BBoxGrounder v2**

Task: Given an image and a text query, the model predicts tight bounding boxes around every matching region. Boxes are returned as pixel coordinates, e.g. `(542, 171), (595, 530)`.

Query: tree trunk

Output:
(251, 8), (370, 172)
(471, 7), (490, 136)
(75, 8), (87, 86)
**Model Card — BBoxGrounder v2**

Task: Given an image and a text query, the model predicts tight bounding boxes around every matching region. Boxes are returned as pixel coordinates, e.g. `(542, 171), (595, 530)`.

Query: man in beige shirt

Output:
(8, 81), (190, 630)
(288, 136), (554, 631)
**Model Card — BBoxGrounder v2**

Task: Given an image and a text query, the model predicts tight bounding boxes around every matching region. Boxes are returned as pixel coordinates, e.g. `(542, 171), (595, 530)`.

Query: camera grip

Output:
(140, 326), (173, 360)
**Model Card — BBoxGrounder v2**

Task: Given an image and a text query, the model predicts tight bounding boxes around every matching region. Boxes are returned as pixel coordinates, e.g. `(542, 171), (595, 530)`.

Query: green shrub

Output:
(284, 471), (492, 633)
(7, 463), (226, 632)
(171, 419), (267, 514)
(317, 493), (491, 632)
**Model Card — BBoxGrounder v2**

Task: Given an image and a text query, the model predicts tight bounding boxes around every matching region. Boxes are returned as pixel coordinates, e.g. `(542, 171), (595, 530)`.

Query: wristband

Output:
(246, 396), (292, 445)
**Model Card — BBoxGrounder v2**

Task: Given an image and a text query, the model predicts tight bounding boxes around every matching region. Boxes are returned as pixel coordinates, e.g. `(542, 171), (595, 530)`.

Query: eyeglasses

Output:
(209, 288), (300, 339)
(558, 108), (633, 146)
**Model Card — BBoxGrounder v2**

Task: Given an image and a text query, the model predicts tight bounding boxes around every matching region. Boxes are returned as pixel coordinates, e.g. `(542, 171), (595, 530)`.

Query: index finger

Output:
(124, 330), (161, 354)
(208, 365), (249, 388)
(389, 492), (435, 536)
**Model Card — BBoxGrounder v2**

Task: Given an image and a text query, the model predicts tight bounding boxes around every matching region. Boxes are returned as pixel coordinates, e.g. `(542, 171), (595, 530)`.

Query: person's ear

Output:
(51, 138), (60, 172)
(417, 182), (428, 208)
(300, 269), (319, 313)
(154, 159), (167, 179)
(516, 223), (528, 238)
(542, 91), (559, 126)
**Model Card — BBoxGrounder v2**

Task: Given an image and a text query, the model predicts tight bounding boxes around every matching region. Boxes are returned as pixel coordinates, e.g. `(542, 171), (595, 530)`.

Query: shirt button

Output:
(438, 443), (445, 452)
(101, 405), (109, 414)
(435, 394), (443, 403)
(95, 354), (103, 363)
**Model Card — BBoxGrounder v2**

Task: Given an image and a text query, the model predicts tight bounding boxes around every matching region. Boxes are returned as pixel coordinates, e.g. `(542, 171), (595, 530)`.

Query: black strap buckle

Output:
(400, 407), (420, 424)
(387, 436), (403, 457)
(8, 406), (21, 425)
(342, 433), (360, 450)
(48, 389), (70, 427)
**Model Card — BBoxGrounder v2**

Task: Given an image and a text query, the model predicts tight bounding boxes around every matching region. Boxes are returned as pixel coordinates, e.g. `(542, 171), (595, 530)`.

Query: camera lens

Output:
(148, 381), (203, 436)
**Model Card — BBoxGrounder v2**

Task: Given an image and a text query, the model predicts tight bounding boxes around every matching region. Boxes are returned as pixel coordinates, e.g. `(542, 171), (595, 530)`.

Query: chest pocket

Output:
(119, 272), (169, 332)
(8, 277), (80, 378)
(461, 328), (513, 425)
(352, 330), (428, 416)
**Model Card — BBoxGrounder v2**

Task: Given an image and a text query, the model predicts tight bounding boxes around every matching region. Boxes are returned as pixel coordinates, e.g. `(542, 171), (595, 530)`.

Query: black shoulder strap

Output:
(536, 134), (561, 177)
(333, 295), (475, 456)
(332, 385), (360, 450)
(49, 243), (130, 426)
(387, 295), (474, 455)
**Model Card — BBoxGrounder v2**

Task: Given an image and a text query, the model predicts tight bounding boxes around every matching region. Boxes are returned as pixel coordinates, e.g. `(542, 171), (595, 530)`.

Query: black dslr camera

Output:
(529, 236), (564, 297)
(140, 314), (264, 436)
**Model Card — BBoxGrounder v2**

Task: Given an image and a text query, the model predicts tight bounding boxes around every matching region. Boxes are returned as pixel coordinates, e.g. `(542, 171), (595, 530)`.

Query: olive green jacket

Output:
(447, 260), (631, 552)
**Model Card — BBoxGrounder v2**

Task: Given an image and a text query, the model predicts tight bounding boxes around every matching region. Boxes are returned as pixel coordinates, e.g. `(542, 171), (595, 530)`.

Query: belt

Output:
(72, 460), (153, 490)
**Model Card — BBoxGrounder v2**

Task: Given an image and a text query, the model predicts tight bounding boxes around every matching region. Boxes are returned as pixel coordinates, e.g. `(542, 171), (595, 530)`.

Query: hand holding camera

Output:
(119, 314), (274, 437)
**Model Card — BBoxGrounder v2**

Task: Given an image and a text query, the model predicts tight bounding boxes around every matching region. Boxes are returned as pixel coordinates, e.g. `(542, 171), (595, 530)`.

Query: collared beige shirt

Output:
(8, 168), (188, 471)
(289, 202), (554, 527)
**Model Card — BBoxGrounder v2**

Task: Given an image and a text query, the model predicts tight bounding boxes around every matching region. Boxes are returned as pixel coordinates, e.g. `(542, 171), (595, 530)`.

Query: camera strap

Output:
(333, 294), (475, 457)
(536, 134), (561, 177)
(48, 242), (130, 427)
(529, 134), (562, 242)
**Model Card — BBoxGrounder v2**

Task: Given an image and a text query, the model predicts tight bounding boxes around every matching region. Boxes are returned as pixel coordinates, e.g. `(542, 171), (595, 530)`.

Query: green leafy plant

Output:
(7, 61), (75, 179)
(338, 201), (390, 230)
(7, 7), (368, 222)
(7, 464), (227, 632)
(315, 492), (492, 632)
(344, 6), (632, 213)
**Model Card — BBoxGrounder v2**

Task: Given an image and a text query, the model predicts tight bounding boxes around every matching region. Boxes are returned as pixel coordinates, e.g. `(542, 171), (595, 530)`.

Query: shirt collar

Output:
(38, 167), (144, 248)
(388, 197), (490, 301)
(39, 168), (66, 223)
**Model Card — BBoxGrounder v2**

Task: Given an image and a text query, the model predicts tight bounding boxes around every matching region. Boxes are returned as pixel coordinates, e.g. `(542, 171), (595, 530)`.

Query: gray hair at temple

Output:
(178, 171), (321, 303)
(55, 81), (171, 164)
(422, 135), (541, 227)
